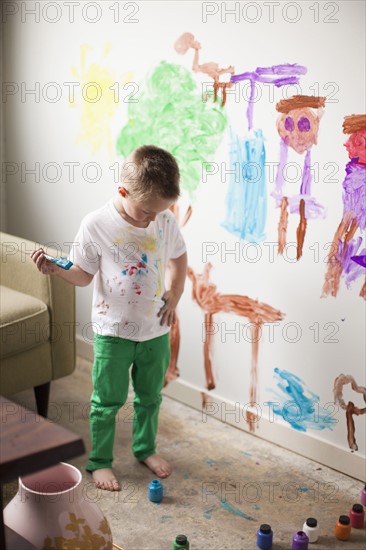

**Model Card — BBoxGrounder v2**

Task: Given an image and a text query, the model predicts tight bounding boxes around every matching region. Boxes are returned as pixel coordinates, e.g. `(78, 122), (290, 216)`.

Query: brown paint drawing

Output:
(187, 263), (284, 431)
(333, 374), (366, 451)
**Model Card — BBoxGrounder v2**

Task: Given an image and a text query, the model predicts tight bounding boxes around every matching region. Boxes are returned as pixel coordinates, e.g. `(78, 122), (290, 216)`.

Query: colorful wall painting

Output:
(333, 374), (366, 451)
(272, 95), (327, 260)
(223, 65), (307, 243)
(322, 114), (366, 299)
(268, 368), (337, 432)
(187, 263), (284, 431)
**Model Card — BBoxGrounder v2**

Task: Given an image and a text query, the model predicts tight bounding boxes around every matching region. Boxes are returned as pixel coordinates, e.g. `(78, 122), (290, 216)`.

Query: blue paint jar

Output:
(148, 479), (163, 503)
(256, 523), (273, 549)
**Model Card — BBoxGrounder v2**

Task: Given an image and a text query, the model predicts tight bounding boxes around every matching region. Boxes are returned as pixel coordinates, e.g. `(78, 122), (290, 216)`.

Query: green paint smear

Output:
(116, 61), (228, 197)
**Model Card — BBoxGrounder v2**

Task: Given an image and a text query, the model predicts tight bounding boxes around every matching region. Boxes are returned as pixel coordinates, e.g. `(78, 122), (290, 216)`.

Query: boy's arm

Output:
(31, 247), (94, 287)
(158, 251), (188, 326)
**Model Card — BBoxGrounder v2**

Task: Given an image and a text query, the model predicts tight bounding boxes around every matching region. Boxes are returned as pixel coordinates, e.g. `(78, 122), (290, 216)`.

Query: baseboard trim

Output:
(162, 378), (365, 482)
(76, 337), (364, 480)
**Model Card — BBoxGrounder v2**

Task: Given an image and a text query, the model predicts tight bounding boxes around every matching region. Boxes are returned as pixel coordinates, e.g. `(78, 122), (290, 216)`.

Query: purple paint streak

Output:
(343, 162), (366, 229)
(351, 254), (366, 268)
(271, 139), (288, 206)
(287, 195), (327, 219)
(230, 63), (307, 130)
(285, 116), (295, 132)
(300, 150), (312, 195)
(298, 117), (311, 132)
(232, 63), (307, 84)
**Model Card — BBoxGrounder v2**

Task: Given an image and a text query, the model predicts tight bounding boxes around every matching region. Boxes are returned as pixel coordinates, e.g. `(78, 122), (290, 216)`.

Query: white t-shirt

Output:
(69, 199), (186, 341)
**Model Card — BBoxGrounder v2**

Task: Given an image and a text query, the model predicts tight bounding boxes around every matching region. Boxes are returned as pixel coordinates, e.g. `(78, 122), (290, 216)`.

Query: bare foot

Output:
(90, 468), (121, 491)
(142, 454), (172, 478)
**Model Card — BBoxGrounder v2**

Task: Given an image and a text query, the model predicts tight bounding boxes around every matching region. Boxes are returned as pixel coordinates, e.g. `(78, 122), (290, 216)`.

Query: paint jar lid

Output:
(259, 524), (271, 534)
(352, 504), (363, 513)
(306, 518), (317, 528)
(175, 535), (188, 544)
(339, 515), (350, 525)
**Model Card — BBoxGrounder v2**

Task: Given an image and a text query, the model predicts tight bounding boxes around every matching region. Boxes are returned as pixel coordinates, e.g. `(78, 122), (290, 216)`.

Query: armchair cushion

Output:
(0, 285), (49, 358)
(0, 232), (76, 410)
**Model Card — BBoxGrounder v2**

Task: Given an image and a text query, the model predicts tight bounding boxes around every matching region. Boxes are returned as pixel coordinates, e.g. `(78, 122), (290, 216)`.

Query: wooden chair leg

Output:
(34, 382), (51, 417)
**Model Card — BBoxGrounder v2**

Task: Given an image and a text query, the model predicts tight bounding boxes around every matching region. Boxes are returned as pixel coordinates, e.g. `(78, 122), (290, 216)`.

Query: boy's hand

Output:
(157, 289), (182, 326)
(31, 248), (61, 276)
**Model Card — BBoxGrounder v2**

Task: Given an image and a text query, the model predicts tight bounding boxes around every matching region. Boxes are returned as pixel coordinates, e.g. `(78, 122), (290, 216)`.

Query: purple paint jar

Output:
(292, 530), (309, 550)
(361, 484), (366, 506)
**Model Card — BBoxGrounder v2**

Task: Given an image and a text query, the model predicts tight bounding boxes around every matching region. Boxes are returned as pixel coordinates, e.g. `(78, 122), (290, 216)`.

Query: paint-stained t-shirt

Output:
(68, 199), (186, 341)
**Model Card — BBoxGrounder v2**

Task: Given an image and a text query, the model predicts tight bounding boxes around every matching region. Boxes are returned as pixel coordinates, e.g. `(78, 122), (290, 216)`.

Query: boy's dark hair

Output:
(122, 145), (180, 201)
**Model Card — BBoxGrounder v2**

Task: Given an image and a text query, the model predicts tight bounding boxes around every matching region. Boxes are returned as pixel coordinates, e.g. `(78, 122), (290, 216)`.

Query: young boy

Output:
(31, 145), (187, 491)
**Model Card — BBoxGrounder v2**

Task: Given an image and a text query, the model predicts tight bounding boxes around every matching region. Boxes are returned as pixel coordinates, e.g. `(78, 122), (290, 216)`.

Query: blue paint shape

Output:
(222, 128), (267, 242)
(268, 368), (337, 432)
(204, 506), (216, 520)
(218, 498), (256, 521)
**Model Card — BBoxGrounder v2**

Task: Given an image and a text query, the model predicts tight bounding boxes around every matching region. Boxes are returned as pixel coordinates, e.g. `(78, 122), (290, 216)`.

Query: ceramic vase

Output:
(4, 462), (113, 549)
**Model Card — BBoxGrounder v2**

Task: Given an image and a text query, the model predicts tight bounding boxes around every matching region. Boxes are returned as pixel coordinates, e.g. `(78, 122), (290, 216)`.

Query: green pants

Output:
(86, 332), (170, 471)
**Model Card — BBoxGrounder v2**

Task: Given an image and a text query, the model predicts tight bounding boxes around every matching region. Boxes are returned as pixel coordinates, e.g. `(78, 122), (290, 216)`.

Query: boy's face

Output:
(119, 187), (174, 225)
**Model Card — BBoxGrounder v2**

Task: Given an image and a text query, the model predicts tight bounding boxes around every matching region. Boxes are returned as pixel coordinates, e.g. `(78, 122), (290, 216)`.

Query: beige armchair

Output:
(0, 232), (76, 416)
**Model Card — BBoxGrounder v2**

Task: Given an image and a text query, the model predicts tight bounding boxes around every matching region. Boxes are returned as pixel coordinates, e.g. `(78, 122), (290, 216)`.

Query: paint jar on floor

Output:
(292, 530), (309, 550)
(173, 534), (189, 549)
(349, 504), (365, 528)
(302, 518), (319, 543)
(335, 515), (351, 541)
(148, 479), (163, 503)
(256, 523), (273, 549)
(361, 485), (366, 506)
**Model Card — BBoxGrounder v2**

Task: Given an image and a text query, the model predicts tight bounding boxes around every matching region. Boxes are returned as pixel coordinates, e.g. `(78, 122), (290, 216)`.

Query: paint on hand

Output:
(222, 128), (267, 242)
(116, 61), (228, 197)
(269, 368), (337, 431)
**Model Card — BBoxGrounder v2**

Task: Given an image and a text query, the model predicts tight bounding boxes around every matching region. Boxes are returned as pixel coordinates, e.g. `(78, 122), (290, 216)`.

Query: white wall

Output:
(3, 1), (365, 478)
